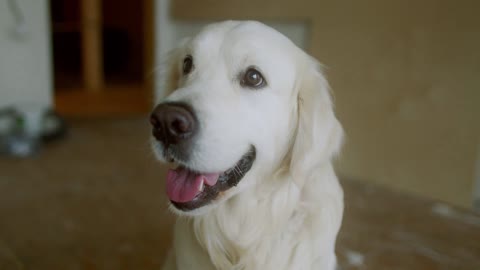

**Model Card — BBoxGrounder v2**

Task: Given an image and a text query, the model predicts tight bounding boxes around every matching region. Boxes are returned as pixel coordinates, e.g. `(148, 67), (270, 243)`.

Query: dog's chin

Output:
(163, 145), (256, 214)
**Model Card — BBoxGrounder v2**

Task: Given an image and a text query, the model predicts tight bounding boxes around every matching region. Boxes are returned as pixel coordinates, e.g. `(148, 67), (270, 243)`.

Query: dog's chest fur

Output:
(171, 170), (341, 270)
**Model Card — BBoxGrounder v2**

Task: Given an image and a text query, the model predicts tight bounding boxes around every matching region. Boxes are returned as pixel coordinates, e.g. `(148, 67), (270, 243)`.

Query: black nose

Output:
(150, 103), (197, 145)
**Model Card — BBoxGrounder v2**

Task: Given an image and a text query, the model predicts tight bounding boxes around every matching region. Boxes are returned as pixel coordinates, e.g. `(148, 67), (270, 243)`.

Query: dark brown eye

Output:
(183, 55), (193, 75)
(241, 68), (266, 89)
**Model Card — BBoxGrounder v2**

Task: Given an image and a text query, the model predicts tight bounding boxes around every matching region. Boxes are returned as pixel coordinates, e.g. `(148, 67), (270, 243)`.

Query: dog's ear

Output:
(289, 55), (344, 188)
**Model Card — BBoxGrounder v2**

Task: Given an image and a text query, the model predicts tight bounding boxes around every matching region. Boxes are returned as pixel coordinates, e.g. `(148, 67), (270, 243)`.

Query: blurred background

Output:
(0, 0), (479, 269)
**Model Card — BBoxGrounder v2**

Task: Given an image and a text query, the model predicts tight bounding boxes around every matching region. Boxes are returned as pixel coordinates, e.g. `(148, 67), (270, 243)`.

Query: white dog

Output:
(150, 21), (344, 270)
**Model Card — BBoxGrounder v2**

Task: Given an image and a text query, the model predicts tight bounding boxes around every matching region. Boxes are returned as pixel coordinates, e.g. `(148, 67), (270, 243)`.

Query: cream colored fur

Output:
(155, 21), (344, 270)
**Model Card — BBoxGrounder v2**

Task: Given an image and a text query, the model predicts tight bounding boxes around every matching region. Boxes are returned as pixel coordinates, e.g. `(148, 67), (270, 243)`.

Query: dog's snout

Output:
(150, 103), (197, 145)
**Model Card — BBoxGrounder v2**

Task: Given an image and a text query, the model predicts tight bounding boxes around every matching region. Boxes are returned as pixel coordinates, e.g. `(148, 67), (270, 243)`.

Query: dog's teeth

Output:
(199, 179), (205, 192)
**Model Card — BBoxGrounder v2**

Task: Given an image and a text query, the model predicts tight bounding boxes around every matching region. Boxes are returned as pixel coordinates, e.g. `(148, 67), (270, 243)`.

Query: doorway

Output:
(50, 0), (154, 117)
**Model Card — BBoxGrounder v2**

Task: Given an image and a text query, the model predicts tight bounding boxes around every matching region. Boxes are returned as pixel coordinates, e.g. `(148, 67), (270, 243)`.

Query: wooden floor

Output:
(0, 118), (479, 269)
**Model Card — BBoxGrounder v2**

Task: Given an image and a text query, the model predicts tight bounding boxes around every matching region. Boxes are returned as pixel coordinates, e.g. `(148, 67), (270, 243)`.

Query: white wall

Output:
(154, 0), (308, 99)
(0, 0), (53, 110)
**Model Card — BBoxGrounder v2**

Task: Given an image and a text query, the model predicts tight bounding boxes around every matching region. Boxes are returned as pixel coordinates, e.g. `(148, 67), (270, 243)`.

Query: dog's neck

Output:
(192, 169), (300, 269)
(181, 163), (343, 270)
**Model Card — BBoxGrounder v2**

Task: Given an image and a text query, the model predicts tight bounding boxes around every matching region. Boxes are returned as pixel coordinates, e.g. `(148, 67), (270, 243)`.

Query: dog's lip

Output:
(170, 146), (256, 211)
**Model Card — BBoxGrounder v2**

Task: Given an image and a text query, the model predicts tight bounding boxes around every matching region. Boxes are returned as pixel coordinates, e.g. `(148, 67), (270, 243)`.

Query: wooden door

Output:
(50, 0), (154, 117)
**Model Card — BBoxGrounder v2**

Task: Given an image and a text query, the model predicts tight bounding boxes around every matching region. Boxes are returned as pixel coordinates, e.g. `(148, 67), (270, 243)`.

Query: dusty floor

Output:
(0, 118), (479, 270)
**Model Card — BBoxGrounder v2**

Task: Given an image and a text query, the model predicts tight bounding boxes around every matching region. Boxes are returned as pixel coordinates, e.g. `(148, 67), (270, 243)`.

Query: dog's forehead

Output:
(192, 21), (298, 61)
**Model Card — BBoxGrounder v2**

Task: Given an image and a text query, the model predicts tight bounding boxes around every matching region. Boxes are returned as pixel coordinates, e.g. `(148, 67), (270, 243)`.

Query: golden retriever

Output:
(150, 21), (344, 270)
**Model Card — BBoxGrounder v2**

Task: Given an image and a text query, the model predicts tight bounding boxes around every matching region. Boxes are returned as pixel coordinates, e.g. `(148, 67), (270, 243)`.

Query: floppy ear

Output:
(289, 55), (344, 188)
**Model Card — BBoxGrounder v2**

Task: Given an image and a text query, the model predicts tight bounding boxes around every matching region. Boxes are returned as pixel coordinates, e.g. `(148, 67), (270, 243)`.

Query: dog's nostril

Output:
(150, 115), (165, 142)
(165, 111), (194, 142)
(170, 118), (190, 135)
(150, 115), (160, 128)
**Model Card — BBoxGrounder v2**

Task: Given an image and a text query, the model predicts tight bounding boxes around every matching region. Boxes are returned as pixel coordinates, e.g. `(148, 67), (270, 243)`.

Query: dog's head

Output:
(151, 21), (343, 215)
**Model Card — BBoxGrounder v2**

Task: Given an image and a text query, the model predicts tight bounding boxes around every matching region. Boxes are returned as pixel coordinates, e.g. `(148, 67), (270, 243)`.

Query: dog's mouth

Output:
(166, 146), (256, 211)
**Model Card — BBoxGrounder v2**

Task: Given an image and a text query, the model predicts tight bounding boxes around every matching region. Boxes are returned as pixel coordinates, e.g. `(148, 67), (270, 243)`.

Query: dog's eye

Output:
(241, 68), (266, 89)
(183, 55), (193, 75)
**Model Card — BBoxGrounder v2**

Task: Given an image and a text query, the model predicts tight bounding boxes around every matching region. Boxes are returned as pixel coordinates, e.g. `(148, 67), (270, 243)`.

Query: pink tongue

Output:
(166, 168), (220, 203)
